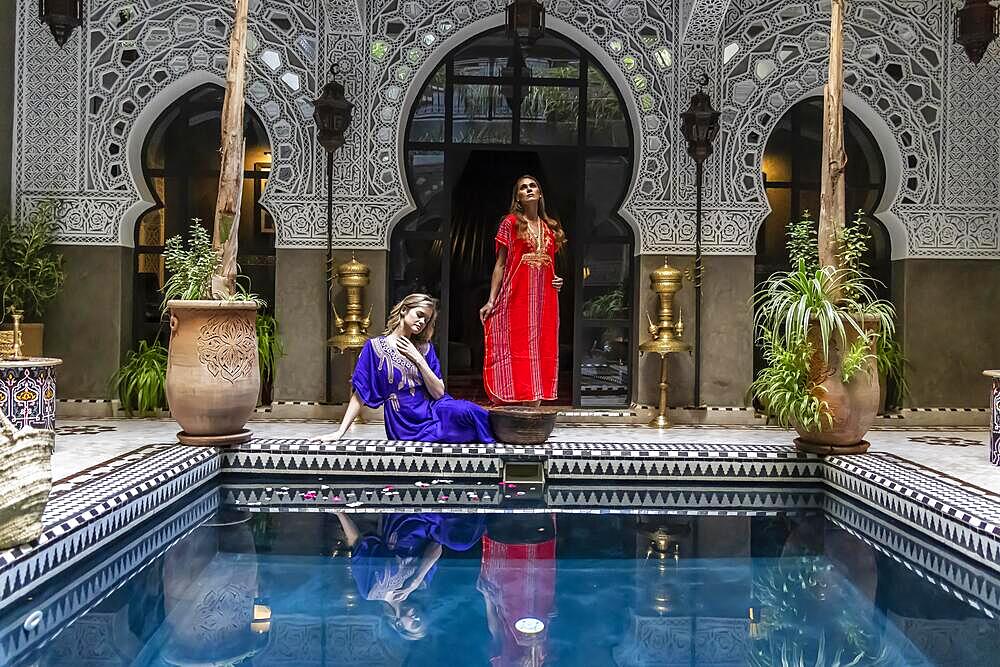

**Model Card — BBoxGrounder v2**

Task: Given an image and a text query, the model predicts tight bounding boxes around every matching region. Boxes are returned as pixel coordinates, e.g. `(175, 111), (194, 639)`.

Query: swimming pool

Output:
(3, 476), (999, 666)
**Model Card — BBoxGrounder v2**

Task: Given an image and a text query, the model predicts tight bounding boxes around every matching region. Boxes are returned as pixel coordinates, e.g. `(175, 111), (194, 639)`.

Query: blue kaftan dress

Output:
(352, 336), (495, 443)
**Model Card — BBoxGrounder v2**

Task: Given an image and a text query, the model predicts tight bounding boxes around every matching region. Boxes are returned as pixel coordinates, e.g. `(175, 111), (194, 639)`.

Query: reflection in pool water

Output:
(9, 503), (1000, 666)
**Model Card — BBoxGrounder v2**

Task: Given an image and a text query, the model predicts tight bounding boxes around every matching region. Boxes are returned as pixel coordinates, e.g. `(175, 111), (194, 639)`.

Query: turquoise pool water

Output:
(4, 482), (999, 666)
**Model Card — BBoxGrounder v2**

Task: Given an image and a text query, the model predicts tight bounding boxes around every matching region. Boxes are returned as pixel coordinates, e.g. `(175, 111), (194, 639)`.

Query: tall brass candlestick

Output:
(0, 309), (27, 361)
(638, 260), (691, 428)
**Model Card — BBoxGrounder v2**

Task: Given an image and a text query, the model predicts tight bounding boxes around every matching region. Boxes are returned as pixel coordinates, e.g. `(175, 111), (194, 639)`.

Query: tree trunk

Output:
(818, 0), (847, 274)
(211, 0), (249, 299)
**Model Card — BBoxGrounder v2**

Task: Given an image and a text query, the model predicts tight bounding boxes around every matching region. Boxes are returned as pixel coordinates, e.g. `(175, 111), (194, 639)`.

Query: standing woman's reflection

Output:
(478, 514), (557, 666)
(335, 512), (485, 641)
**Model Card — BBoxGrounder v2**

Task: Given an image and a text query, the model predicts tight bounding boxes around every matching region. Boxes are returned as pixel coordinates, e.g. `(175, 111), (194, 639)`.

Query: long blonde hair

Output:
(383, 293), (438, 345)
(508, 174), (567, 251)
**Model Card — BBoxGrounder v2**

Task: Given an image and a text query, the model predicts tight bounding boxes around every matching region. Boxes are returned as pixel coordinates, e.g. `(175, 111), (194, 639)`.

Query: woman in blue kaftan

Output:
(321, 293), (495, 443)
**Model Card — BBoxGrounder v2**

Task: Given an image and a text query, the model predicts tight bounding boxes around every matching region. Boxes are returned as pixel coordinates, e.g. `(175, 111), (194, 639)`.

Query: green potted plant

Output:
(110, 339), (169, 416)
(255, 312), (284, 406)
(749, 211), (901, 453)
(0, 202), (66, 356)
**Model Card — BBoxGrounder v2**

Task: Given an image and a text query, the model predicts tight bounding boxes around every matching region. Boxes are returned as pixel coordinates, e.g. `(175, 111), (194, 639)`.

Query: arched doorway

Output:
(391, 28), (636, 407)
(133, 83), (275, 347)
(754, 97), (892, 386)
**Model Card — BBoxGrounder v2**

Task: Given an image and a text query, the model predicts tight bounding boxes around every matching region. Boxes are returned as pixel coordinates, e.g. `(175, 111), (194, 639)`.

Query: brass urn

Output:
(329, 253), (372, 353)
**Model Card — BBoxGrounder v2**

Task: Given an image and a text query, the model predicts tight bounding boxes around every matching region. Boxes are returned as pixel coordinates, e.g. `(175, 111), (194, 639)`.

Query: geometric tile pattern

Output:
(13, 0), (1000, 257)
(0, 485), (218, 664)
(825, 494), (1000, 619)
(991, 377), (1000, 465)
(8, 435), (1000, 622)
(545, 485), (824, 515)
(0, 444), (217, 607)
(825, 454), (1000, 569)
(222, 481), (504, 511)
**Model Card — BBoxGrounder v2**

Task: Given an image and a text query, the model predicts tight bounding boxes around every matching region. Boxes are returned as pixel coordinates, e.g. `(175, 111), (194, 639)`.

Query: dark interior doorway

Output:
(446, 149), (576, 403)
(391, 27), (636, 407)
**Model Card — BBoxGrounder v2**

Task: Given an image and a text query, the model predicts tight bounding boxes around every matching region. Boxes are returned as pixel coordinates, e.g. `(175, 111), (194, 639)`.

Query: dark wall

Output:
(45, 246), (132, 398)
(636, 255), (755, 407)
(274, 249), (388, 403)
(893, 258), (1000, 407)
(0, 0), (15, 212)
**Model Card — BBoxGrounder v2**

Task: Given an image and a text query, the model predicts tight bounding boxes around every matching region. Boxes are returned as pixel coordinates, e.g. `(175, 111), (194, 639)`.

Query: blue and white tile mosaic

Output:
(9, 434), (1000, 620)
(0, 445), (217, 606)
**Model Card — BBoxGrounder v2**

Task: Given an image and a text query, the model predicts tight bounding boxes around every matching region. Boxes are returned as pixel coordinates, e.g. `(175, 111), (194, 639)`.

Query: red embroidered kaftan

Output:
(483, 213), (559, 403)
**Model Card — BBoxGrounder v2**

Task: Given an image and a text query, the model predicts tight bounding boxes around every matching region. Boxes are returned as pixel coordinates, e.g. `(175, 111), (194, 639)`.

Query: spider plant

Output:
(749, 211), (903, 429)
(110, 339), (168, 415)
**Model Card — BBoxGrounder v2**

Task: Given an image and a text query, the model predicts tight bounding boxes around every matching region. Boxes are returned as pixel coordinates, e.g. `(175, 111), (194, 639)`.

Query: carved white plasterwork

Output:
(10, 0), (1000, 257)
(716, 0), (1000, 259)
(682, 0), (731, 44)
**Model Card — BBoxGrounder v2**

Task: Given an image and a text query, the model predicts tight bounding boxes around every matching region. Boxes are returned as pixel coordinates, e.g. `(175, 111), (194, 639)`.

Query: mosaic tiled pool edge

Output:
(4, 436), (1000, 620)
(0, 444), (218, 608)
(0, 485), (219, 665)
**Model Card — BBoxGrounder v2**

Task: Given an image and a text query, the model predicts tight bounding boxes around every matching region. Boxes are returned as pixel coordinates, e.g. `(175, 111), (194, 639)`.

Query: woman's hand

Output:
(396, 336), (424, 365)
(318, 428), (345, 441)
(479, 301), (494, 324)
(552, 275), (563, 292)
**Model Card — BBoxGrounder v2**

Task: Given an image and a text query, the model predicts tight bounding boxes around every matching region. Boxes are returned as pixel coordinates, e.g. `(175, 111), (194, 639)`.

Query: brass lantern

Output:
(955, 0), (999, 65)
(505, 0), (545, 44)
(312, 67), (355, 154)
(38, 0), (83, 48)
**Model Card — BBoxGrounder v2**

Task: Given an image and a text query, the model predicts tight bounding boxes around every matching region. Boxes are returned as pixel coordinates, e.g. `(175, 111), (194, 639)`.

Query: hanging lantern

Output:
(38, 0), (83, 48)
(680, 87), (721, 165)
(312, 67), (355, 154)
(955, 0), (998, 65)
(505, 0), (545, 44)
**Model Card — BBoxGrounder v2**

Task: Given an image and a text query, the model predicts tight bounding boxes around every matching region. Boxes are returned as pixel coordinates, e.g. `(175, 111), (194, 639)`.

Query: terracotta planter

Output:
(794, 319), (880, 455)
(166, 300), (259, 444)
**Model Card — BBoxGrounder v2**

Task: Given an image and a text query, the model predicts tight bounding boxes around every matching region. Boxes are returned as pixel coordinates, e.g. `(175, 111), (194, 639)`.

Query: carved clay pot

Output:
(166, 300), (259, 442)
(794, 318), (880, 455)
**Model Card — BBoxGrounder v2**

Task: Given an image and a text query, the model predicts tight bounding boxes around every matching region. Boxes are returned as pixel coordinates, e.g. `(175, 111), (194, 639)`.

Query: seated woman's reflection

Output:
(336, 511), (485, 640)
(478, 514), (557, 667)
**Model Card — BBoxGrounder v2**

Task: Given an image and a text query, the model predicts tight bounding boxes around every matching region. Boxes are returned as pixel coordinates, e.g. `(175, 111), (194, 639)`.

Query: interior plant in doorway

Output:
(256, 312), (285, 406)
(0, 201), (66, 356)
(110, 339), (169, 416)
(749, 210), (902, 452)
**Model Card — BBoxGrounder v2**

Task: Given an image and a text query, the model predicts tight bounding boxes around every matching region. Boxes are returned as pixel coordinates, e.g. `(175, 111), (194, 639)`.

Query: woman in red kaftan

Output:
(480, 175), (565, 404)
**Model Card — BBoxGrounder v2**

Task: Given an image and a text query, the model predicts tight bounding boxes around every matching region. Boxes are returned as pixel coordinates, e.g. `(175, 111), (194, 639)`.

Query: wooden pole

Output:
(818, 0), (847, 274)
(211, 0), (249, 299)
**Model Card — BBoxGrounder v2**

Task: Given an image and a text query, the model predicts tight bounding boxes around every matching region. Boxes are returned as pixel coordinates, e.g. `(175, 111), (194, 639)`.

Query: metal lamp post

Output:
(680, 76), (720, 409)
(38, 0), (83, 47)
(955, 0), (999, 65)
(313, 67), (354, 404)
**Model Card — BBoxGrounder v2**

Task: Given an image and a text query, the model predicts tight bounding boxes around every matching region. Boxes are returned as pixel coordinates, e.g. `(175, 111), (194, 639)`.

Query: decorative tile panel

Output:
(0, 444), (217, 606)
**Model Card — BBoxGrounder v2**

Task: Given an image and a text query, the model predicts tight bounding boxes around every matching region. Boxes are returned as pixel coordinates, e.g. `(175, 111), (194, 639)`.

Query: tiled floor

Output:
(51, 418), (998, 492)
